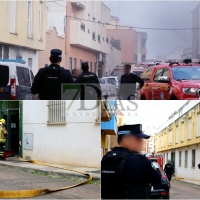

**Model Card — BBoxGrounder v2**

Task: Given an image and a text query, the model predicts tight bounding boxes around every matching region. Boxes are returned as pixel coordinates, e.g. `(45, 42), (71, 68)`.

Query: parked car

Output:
(99, 78), (117, 96)
(105, 76), (119, 88)
(138, 59), (200, 100)
(0, 59), (35, 100)
(99, 78), (108, 97)
(151, 162), (170, 199)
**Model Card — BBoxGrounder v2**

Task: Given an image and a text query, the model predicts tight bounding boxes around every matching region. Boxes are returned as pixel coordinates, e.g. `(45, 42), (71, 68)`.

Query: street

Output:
(0, 166), (100, 199)
(170, 180), (200, 199)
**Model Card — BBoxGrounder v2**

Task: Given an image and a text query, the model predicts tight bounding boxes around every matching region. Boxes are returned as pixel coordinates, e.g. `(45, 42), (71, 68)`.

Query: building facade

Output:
(156, 101), (200, 181)
(192, 3), (200, 59)
(0, 0), (47, 75)
(105, 38), (121, 76)
(66, 0), (110, 77)
(137, 32), (147, 63)
(22, 100), (100, 168)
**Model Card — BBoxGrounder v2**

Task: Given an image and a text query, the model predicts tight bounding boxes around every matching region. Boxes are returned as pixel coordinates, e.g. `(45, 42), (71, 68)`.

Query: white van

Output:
(0, 60), (35, 100)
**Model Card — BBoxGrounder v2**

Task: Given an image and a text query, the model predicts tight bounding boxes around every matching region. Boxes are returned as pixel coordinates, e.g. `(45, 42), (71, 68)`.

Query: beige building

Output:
(0, 0), (47, 75)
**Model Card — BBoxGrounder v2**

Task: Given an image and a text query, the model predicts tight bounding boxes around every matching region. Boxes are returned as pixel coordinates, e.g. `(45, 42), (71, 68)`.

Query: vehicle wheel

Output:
(170, 96), (177, 100)
(163, 192), (170, 199)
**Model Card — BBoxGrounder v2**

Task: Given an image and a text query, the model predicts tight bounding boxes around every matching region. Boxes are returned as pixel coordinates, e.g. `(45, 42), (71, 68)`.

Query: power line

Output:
(48, 1), (200, 31)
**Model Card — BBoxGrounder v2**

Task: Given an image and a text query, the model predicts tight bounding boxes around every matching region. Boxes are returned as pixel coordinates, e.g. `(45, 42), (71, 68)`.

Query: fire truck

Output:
(147, 152), (164, 169)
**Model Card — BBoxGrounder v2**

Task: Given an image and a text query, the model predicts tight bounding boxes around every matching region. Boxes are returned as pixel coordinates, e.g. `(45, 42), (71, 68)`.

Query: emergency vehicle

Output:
(137, 59), (200, 100)
(0, 59), (34, 100)
(147, 153), (164, 169)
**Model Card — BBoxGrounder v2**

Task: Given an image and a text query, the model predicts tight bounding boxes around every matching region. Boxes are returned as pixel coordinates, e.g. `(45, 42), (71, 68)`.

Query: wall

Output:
(23, 100), (100, 168)
(105, 44), (121, 76)
(107, 29), (138, 64)
(9, 46), (38, 75)
(38, 27), (65, 69)
(0, 1), (47, 51)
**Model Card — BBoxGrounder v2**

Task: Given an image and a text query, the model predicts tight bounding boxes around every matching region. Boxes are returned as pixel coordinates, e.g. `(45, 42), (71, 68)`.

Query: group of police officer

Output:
(31, 49), (101, 100)
(31, 49), (144, 100)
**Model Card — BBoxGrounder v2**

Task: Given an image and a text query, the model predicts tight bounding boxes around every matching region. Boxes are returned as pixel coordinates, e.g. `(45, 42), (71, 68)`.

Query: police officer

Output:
(77, 62), (101, 100)
(198, 163), (200, 169)
(0, 119), (8, 160)
(101, 124), (161, 199)
(119, 64), (144, 100)
(31, 49), (73, 100)
(164, 160), (174, 186)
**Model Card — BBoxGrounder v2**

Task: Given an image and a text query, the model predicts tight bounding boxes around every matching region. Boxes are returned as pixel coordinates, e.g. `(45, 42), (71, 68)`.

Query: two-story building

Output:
(156, 101), (200, 181)
(0, 0), (47, 75)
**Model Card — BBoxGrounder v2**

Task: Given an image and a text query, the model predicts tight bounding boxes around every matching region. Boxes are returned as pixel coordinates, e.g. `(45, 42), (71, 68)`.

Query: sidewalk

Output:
(0, 157), (100, 181)
(172, 177), (200, 186)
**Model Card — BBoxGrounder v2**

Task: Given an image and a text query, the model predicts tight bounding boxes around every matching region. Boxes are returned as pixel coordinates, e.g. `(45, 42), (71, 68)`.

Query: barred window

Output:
(48, 101), (66, 124)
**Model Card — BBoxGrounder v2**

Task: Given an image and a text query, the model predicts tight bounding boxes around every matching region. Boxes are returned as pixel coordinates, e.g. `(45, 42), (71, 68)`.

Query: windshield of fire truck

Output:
(172, 67), (200, 81)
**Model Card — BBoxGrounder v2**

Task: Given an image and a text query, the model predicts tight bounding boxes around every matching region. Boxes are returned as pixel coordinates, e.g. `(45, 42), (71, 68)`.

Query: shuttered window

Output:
(10, 0), (16, 33)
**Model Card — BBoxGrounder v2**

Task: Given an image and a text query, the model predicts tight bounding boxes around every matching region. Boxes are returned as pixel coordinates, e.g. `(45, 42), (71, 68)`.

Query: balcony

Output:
(70, 20), (110, 54)
(71, 1), (85, 9)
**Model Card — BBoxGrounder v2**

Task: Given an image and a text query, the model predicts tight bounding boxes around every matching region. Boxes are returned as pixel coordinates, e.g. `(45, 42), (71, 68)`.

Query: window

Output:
(74, 58), (77, 69)
(0, 65), (9, 87)
(181, 122), (185, 142)
(38, 2), (43, 40)
(16, 67), (31, 87)
(69, 58), (72, 71)
(169, 130), (172, 145)
(175, 126), (179, 144)
(188, 119), (193, 140)
(106, 38), (109, 43)
(98, 35), (101, 42)
(80, 59), (82, 68)
(153, 69), (163, 81)
(185, 150), (188, 167)
(81, 23), (85, 31)
(90, 62), (92, 72)
(162, 68), (170, 78)
(198, 114), (200, 137)
(192, 150), (195, 168)
(10, 0), (16, 33)
(48, 101), (66, 123)
(92, 32), (96, 40)
(141, 66), (154, 81)
(179, 151), (181, 166)
(28, 58), (32, 69)
(27, 0), (32, 38)
(72, 10), (74, 19)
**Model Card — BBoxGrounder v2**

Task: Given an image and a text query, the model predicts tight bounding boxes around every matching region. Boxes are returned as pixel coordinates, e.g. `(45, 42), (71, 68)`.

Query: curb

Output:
(173, 178), (200, 187)
(0, 161), (100, 182)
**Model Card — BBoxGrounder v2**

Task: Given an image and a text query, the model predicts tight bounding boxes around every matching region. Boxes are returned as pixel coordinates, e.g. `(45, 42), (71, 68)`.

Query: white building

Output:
(105, 38), (121, 76)
(22, 100), (101, 168)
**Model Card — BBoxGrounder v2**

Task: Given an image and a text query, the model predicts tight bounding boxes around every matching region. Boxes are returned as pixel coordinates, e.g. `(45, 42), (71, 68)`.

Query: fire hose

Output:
(0, 157), (92, 198)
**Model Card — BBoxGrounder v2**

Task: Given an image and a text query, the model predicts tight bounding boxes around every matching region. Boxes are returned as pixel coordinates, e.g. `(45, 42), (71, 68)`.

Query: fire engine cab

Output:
(138, 59), (200, 100)
(147, 153), (164, 169)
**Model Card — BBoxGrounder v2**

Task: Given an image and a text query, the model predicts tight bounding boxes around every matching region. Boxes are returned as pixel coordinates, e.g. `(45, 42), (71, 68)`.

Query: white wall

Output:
(23, 100), (101, 168)
(9, 46), (38, 75)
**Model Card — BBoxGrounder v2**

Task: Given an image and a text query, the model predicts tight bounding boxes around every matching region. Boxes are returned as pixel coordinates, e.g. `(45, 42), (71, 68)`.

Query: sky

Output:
(103, 1), (199, 58)
(116, 100), (187, 135)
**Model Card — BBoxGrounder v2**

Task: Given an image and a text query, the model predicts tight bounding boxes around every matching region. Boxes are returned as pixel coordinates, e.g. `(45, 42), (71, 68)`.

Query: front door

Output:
(171, 152), (175, 169)
(0, 109), (19, 153)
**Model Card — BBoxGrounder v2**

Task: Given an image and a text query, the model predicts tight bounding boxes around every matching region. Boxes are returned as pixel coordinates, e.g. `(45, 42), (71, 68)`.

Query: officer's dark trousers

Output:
(0, 142), (5, 158)
(166, 172), (172, 181)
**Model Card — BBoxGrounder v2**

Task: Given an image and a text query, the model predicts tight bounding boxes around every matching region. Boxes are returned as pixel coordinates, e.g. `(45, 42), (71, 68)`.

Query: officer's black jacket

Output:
(101, 147), (161, 199)
(72, 76), (77, 83)
(119, 73), (144, 96)
(31, 64), (73, 100)
(77, 71), (101, 99)
(164, 163), (174, 174)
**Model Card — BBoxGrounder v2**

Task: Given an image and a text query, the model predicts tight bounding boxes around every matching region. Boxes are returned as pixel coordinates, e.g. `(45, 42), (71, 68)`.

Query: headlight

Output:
(182, 88), (198, 94)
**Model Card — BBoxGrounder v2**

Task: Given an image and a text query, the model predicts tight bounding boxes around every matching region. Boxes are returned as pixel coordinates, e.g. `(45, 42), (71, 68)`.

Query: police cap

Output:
(118, 124), (150, 139)
(50, 49), (62, 58)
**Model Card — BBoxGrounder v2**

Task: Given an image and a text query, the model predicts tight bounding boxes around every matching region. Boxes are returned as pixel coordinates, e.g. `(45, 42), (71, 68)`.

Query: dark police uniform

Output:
(72, 76), (77, 83)
(31, 49), (73, 100)
(77, 63), (101, 100)
(164, 163), (174, 181)
(101, 124), (161, 199)
(119, 73), (144, 100)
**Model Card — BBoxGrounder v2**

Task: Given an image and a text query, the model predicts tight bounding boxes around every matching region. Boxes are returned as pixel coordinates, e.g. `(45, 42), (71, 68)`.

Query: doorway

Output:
(171, 152), (175, 167)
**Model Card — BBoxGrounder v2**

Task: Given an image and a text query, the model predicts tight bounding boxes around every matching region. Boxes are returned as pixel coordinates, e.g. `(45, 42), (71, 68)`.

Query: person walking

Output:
(164, 160), (174, 187)
(0, 119), (8, 160)
(77, 62), (101, 100)
(101, 124), (161, 199)
(119, 64), (144, 100)
(31, 49), (73, 100)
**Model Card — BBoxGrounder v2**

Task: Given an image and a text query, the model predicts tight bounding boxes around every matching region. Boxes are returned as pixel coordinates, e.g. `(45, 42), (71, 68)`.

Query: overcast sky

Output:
(116, 100), (187, 135)
(103, 1), (199, 58)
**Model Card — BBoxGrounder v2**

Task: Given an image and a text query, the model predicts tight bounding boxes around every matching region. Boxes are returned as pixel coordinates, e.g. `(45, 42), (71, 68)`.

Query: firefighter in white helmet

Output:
(0, 119), (8, 159)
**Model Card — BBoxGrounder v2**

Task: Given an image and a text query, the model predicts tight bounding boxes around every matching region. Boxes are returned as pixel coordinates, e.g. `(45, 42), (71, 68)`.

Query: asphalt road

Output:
(0, 166), (100, 199)
(170, 180), (200, 199)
